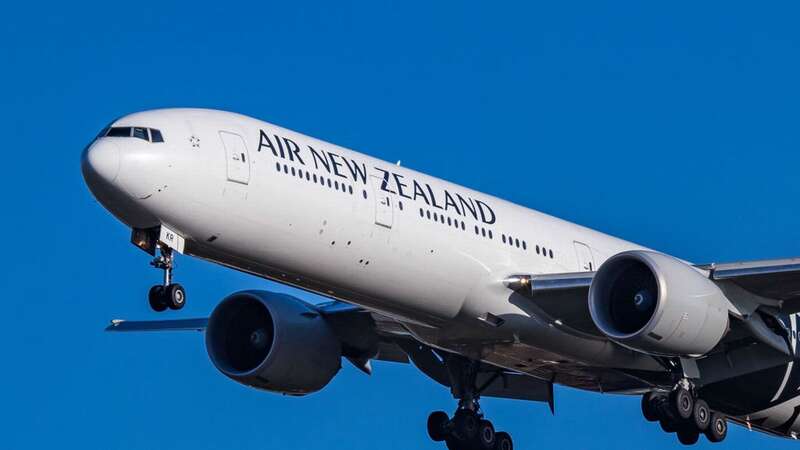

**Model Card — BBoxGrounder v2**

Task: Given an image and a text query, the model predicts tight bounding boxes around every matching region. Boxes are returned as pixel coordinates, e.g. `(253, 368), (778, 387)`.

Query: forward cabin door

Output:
(370, 175), (394, 228)
(219, 131), (250, 184)
(574, 241), (596, 272)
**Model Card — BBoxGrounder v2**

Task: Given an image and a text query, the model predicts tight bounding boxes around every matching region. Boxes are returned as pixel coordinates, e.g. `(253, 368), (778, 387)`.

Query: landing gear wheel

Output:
(495, 431), (513, 450)
(642, 393), (660, 422)
(477, 420), (496, 449)
(671, 388), (694, 420)
(704, 412), (727, 443)
(148, 285), (167, 312)
(692, 399), (711, 432)
(454, 410), (479, 441)
(166, 283), (186, 310)
(444, 437), (458, 450)
(677, 428), (700, 445)
(427, 411), (449, 442)
(660, 418), (678, 433)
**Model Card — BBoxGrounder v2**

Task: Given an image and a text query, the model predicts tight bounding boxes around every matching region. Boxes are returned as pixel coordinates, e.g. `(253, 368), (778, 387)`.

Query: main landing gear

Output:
(147, 246), (186, 312)
(426, 359), (513, 450)
(641, 384), (727, 445)
(427, 403), (512, 450)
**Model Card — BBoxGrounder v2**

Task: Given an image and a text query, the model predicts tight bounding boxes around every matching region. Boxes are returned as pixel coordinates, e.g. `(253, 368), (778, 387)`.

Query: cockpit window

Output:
(107, 127), (132, 137)
(132, 127), (149, 140)
(150, 129), (164, 143)
(101, 126), (165, 143)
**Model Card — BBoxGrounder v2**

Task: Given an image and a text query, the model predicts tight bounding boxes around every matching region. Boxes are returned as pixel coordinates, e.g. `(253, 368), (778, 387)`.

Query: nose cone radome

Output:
(81, 140), (120, 190)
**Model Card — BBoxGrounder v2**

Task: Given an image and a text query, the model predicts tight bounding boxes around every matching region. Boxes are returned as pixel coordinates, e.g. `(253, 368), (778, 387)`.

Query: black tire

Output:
(642, 393), (660, 422)
(427, 411), (449, 442)
(477, 420), (496, 449)
(445, 437), (460, 450)
(453, 410), (479, 441)
(677, 428), (700, 445)
(660, 418), (678, 433)
(692, 399), (711, 432)
(495, 431), (513, 450)
(166, 283), (186, 310)
(148, 285), (167, 312)
(704, 413), (727, 443)
(671, 388), (694, 420)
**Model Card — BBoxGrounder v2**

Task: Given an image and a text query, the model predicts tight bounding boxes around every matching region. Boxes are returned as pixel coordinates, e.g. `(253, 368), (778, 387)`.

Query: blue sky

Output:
(3, 1), (800, 448)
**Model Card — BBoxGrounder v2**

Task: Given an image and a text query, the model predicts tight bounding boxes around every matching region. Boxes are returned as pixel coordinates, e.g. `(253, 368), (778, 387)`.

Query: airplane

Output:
(82, 108), (800, 449)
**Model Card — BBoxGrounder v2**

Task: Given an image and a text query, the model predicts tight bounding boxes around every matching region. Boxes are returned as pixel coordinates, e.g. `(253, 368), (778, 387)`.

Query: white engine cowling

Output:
(205, 290), (342, 395)
(588, 251), (730, 357)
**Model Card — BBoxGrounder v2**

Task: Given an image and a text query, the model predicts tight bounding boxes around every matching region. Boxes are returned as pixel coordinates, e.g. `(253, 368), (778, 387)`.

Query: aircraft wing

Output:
(106, 318), (207, 332)
(504, 272), (601, 337)
(105, 301), (410, 368)
(505, 257), (800, 337)
(698, 258), (800, 312)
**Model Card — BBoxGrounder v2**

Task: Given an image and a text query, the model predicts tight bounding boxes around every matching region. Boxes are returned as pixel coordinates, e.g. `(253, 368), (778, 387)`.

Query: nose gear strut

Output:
(148, 245), (186, 312)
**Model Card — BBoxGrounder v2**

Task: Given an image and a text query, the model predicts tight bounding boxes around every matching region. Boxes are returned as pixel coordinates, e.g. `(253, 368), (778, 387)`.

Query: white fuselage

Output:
(83, 108), (665, 386)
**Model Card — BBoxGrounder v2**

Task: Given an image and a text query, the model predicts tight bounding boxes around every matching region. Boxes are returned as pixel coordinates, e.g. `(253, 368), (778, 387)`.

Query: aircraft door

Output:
(370, 175), (394, 228)
(219, 131), (250, 184)
(574, 241), (596, 272)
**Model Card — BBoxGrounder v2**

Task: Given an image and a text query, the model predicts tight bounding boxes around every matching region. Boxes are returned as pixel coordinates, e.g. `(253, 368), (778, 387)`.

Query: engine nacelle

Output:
(588, 251), (730, 357)
(205, 290), (342, 395)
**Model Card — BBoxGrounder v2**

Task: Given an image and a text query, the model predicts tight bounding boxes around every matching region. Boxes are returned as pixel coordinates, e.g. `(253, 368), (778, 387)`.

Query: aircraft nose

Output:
(81, 140), (120, 187)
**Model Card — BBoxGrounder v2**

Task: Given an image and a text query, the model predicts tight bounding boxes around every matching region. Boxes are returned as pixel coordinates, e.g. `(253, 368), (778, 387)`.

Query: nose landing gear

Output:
(148, 246), (186, 312)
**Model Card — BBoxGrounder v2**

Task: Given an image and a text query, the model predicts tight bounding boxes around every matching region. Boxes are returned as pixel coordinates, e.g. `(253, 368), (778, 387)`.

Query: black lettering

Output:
(426, 184), (443, 209)
(374, 167), (396, 194)
(444, 190), (461, 215)
(308, 146), (331, 172)
(258, 130), (279, 156)
(343, 158), (368, 184)
(273, 134), (285, 158)
(282, 137), (304, 165)
(413, 180), (430, 205)
(328, 152), (348, 179)
(476, 200), (496, 224)
(393, 173), (412, 199)
(457, 194), (478, 219)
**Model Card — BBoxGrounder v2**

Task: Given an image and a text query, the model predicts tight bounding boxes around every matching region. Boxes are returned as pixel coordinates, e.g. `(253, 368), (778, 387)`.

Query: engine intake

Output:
(588, 251), (730, 357)
(206, 291), (342, 395)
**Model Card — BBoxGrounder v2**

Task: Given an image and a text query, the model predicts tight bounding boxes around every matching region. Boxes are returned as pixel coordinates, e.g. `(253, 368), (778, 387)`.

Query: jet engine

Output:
(588, 251), (730, 357)
(205, 290), (342, 395)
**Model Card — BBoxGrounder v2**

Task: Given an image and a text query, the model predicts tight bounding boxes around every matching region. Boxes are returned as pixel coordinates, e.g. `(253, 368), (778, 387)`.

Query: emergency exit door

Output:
(574, 241), (596, 272)
(219, 131), (250, 184)
(370, 175), (394, 228)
